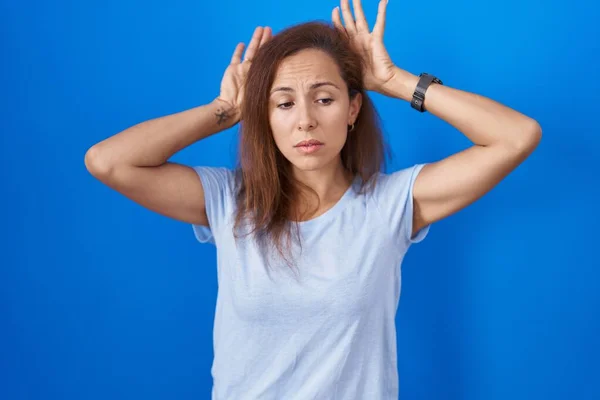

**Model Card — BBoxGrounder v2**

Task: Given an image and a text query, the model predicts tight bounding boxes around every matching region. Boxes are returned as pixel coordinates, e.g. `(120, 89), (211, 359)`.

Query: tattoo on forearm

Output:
(215, 108), (231, 125)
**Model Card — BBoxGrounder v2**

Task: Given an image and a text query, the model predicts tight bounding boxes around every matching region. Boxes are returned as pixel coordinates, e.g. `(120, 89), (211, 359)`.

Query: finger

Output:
(230, 42), (245, 64)
(259, 26), (272, 47)
(373, 0), (388, 39)
(352, 0), (370, 33)
(244, 26), (264, 61)
(332, 7), (347, 36)
(340, 0), (357, 35)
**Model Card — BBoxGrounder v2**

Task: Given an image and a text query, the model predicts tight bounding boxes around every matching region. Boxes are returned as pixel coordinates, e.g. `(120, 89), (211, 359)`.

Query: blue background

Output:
(2, 0), (599, 399)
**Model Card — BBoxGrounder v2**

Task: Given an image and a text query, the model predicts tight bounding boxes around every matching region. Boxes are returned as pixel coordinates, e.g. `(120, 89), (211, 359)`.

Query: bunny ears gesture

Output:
(332, 0), (400, 92)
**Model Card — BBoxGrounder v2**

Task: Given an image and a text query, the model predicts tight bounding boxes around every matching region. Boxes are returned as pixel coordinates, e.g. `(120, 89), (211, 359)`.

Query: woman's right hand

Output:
(216, 26), (272, 122)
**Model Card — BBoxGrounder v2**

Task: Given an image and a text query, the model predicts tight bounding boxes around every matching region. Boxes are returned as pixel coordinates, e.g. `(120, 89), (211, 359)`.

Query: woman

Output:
(85, 0), (541, 398)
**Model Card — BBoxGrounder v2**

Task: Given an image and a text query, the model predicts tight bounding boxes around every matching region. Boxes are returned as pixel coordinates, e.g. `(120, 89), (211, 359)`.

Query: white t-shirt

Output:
(192, 164), (430, 399)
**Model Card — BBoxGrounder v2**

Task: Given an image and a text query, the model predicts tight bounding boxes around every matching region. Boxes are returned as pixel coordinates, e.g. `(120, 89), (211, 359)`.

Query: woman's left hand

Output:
(332, 0), (398, 93)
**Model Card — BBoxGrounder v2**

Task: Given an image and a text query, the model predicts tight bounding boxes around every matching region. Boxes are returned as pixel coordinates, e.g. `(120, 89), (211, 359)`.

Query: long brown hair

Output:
(233, 21), (390, 270)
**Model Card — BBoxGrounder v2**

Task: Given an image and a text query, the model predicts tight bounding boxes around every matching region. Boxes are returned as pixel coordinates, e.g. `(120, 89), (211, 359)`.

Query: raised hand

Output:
(332, 0), (396, 92)
(216, 26), (272, 122)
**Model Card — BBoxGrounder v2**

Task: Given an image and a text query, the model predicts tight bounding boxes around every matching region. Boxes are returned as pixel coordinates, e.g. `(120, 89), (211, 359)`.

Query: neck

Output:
(291, 157), (353, 220)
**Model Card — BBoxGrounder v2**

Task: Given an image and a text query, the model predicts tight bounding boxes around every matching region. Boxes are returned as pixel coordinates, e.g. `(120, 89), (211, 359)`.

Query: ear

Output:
(348, 92), (362, 124)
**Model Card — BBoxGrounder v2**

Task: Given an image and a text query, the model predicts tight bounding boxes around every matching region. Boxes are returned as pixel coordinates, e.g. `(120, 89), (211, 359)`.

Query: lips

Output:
(295, 139), (324, 147)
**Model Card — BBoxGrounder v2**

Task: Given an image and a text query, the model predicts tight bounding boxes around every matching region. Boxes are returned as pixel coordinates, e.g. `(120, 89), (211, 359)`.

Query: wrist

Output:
(212, 97), (241, 128)
(379, 68), (419, 102)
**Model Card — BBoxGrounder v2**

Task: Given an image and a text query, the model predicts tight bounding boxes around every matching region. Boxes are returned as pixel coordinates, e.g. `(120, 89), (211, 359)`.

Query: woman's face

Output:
(268, 49), (362, 174)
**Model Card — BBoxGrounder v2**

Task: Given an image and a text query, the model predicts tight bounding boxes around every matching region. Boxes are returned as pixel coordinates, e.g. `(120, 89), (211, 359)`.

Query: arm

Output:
(84, 99), (238, 225)
(383, 70), (542, 236)
(84, 26), (272, 226)
(333, 0), (541, 238)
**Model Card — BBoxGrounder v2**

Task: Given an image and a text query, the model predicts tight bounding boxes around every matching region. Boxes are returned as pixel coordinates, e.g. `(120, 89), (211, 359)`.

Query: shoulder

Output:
(191, 166), (240, 194)
(362, 163), (431, 244)
(190, 166), (240, 245)
(367, 164), (427, 201)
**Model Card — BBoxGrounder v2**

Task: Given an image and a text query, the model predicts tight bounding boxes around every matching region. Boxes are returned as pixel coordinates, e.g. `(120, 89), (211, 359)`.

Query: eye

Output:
(277, 101), (294, 109)
(317, 98), (334, 105)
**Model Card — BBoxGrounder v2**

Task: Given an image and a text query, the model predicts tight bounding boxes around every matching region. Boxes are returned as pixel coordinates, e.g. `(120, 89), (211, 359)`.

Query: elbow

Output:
(510, 118), (542, 155)
(84, 144), (115, 180)
(525, 119), (542, 155)
(526, 119), (542, 148)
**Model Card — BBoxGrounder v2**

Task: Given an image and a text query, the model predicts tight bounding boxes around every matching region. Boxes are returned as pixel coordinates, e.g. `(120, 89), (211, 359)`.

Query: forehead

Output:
(272, 49), (344, 87)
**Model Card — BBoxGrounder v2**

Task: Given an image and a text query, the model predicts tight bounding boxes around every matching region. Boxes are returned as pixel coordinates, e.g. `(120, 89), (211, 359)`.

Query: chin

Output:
(289, 153), (339, 172)
(292, 162), (323, 172)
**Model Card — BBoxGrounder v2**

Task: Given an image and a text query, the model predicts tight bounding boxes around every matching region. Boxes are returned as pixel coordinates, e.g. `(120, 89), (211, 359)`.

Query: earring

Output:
(348, 123), (355, 132)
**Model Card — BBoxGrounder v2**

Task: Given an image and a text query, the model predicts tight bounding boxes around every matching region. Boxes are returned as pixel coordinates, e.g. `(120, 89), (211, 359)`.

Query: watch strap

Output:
(411, 73), (443, 112)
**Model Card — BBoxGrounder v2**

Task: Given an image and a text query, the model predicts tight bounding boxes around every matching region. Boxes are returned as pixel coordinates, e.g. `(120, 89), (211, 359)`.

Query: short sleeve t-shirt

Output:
(192, 164), (430, 400)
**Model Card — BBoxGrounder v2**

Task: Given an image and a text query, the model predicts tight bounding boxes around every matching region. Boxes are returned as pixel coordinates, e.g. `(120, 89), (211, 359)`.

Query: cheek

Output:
(269, 113), (290, 148)
(318, 107), (349, 142)
(318, 103), (349, 126)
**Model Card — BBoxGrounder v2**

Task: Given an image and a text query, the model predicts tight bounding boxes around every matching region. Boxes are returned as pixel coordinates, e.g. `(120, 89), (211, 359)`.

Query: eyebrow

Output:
(270, 81), (340, 94)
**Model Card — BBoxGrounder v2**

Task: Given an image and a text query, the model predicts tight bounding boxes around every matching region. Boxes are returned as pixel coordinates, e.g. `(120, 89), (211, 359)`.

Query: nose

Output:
(297, 103), (318, 132)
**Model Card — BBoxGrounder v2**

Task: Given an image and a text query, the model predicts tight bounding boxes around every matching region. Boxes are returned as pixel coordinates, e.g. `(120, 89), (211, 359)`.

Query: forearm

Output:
(86, 98), (239, 170)
(382, 67), (542, 149)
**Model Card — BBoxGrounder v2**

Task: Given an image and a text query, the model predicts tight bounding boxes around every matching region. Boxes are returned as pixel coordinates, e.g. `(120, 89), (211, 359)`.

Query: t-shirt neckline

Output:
(293, 176), (360, 230)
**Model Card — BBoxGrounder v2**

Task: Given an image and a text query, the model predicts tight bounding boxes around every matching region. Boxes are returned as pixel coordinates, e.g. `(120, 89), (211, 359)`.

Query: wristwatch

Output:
(411, 73), (443, 112)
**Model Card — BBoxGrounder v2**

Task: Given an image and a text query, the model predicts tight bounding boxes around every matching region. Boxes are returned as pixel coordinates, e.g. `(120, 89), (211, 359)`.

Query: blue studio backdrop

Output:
(2, 0), (599, 399)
